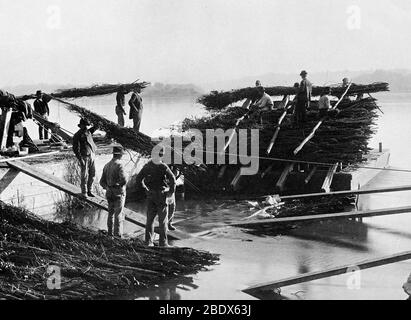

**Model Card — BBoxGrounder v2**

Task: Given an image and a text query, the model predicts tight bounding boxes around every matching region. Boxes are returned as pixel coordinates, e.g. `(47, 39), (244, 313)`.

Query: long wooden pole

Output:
(280, 184), (411, 201)
(293, 83), (353, 156)
(230, 205), (411, 228)
(243, 250), (411, 297)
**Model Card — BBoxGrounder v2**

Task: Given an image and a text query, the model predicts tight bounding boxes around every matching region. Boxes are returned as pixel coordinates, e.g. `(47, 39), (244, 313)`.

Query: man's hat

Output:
(300, 70), (308, 76)
(78, 118), (91, 127)
(36, 90), (42, 96)
(113, 146), (125, 155)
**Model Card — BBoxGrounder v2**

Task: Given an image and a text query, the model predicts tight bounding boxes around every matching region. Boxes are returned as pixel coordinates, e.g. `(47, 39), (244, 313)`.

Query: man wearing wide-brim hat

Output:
(73, 118), (99, 197)
(100, 145), (128, 238)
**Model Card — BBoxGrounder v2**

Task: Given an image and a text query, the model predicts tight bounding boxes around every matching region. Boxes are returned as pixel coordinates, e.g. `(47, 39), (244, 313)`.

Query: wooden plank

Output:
(321, 163), (338, 193)
(293, 83), (353, 156)
(243, 250), (411, 297)
(6, 160), (190, 241)
(0, 169), (20, 194)
(0, 151), (60, 163)
(230, 205), (411, 228)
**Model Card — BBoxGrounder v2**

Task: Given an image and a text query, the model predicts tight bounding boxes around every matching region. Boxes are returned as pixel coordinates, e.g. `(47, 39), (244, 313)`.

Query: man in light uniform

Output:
(100, 145), (128, 238)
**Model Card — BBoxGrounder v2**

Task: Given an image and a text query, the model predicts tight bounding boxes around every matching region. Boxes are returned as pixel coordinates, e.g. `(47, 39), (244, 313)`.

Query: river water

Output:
(30, 92), (411, 300)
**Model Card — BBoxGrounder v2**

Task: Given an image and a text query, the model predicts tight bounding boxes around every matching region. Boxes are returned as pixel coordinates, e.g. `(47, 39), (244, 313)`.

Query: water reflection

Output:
(133, 277), (200, 301)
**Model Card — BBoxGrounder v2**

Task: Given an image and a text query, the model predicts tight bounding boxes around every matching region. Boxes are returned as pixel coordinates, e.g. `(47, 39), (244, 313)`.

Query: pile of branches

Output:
(48, 97), (155, 156)
(182, 97), (380, 167)
(198, 82), (389, 111)
(18, 82), (151, 101)
(0, 201), (218, 300)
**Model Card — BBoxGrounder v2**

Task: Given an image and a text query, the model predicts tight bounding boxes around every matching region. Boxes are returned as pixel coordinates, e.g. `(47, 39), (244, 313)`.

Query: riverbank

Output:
(0, 201), (218, 300)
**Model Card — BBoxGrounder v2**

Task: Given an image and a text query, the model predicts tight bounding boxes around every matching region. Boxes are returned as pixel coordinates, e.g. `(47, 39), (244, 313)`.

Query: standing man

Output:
(295, 70), (313, 127)
(128, 87), (143, 133)
(115, 86), (127, 127)
(73, 118), (98, 198)
(100, 145), (128, 238)
(135, 152), (176, 247)
(33, 90), (50, 140)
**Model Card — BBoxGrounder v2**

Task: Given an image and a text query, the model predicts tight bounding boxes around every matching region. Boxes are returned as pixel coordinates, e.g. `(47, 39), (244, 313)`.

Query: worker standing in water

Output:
(135, 148), (176, 247)
(115, 86), (127, 127)
(100, 145), (128, 238)
(73, 118), (98, 198)
(295, 70), (313, 127)
(33, 90), (50, 140)
(128, 87), (143, 133)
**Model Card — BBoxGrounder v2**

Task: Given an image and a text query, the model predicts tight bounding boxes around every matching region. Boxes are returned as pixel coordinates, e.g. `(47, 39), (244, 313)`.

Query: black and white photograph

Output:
(1, 0), (411, 309)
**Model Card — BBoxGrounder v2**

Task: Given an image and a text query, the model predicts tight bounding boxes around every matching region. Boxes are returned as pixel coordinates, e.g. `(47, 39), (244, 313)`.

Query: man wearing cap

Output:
(100, 146), (128, 238)
(73, 118), (98, 197)
(135, 149), (176, 247)
(295, 71), (313, 127)
(33, 90), (50, 140)
(128, 87), (143, 133)
(115, 86), (127, 127)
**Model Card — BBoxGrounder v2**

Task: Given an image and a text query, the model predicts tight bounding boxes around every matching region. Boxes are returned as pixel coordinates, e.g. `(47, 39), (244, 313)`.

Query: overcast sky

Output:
(1, 0), (411, 86)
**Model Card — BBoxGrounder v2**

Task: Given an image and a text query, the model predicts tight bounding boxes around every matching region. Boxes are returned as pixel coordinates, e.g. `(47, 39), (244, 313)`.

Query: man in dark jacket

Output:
(33, 90), (50, 140)
(128, 87), (143, 133)
(73, 118), (98, 197)
(135, 154), (176, 247)
(115, 86), (127, 127)
(295, 71), (313, 127)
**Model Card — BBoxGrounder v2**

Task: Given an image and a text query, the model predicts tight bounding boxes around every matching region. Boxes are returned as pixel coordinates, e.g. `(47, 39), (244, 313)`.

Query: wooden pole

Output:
(293, 83), (353, 156)
(230, 205), (411, 228)
(280, 184), (411, 201)
(0, 151), (60, 163)
(266, 101), (292, 155)
(276, 163), (294, 192)
(243, 250), (411, 297)
(0, 108), (12, 150)
(321, 163), (338, 193)
(304, 166), (317, 184)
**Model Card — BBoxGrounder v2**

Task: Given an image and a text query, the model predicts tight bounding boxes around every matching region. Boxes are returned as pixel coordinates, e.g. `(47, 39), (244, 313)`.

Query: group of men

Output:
(115, 86), (144, 133)
(252, 72), (351, 127)
(72, 117), (176, 246)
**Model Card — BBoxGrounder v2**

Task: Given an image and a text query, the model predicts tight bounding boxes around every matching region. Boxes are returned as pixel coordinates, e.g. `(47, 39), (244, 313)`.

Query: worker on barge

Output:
(73, 118), (98, 198)
(33, 90), (50, 140)
(295, 70), (313, 127)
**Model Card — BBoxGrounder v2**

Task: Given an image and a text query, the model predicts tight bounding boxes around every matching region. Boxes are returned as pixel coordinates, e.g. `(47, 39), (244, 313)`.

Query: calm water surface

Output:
(44, 92), (411, 300)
